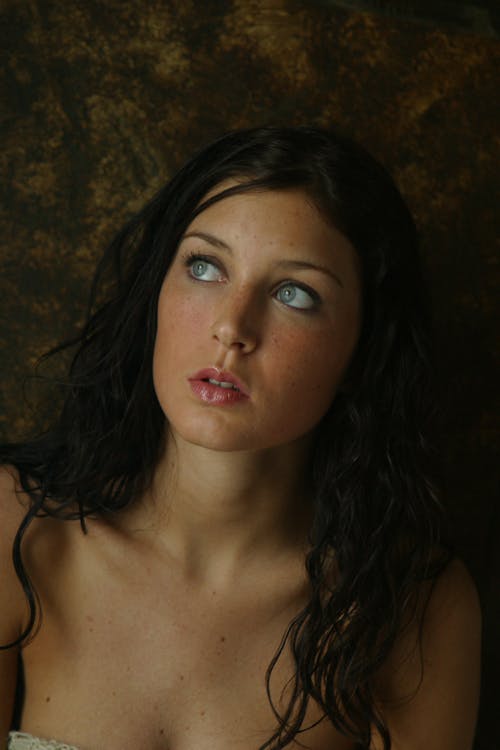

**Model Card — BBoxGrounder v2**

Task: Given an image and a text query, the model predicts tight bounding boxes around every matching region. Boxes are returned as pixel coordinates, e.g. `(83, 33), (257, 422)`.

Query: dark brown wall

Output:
(1, 1), (498, 746)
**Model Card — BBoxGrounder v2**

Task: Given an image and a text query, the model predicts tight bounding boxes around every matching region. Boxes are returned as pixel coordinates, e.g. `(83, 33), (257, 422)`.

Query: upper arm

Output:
(0, 467), (28, 738)
(371, 558), (482, 750)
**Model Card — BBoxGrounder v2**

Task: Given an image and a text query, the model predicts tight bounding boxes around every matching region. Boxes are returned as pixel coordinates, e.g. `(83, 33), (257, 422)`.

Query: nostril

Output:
(211, 317), (258, 353)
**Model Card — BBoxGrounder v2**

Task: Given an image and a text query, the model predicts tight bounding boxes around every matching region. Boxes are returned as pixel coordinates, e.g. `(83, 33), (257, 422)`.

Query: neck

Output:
(136, 430), (315, 587)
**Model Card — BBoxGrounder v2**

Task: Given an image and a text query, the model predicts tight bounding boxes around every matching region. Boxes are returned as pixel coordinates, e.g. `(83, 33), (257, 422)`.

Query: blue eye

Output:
(276, 283), (317, 310)
(187, 256), (222, 282)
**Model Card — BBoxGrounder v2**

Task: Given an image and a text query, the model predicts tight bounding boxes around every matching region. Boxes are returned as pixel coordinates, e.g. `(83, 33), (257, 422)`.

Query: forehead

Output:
(188, 182), (328, 236)
(184, 183), (359, 270)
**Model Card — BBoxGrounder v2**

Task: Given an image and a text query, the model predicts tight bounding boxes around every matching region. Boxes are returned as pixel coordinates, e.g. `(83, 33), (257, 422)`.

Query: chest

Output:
(20, 528), (354, 750)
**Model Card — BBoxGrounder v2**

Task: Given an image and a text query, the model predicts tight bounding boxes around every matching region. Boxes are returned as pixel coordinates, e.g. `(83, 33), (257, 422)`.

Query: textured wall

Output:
(1, 1), (498, 746)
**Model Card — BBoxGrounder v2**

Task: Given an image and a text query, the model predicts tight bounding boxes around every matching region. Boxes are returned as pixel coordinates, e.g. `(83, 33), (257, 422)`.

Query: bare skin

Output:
(0, 468), (482, 750)
(0, 189), (481, 749)
(0, 463), (355, 750)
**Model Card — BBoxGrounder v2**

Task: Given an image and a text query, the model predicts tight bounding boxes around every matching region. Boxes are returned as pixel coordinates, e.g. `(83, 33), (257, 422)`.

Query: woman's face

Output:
(153, 185), (362, 453)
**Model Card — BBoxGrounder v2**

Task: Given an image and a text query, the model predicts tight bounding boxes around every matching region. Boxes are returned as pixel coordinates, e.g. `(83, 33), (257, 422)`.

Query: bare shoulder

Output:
(372, 558), (481, 750)
(0, 466), (30, 737)
(0, 465), (30, 626)
(428, 557), (481, 623)
(0, 464), (30, 554)
(0, 463), (30, 516)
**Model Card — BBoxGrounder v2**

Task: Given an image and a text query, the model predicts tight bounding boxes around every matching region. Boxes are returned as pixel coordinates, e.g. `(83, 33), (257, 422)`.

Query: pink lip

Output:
(188, 367), (250, 405)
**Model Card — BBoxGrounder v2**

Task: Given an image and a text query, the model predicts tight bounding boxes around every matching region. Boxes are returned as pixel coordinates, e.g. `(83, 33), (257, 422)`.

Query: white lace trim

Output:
(7, 732), (79, 750)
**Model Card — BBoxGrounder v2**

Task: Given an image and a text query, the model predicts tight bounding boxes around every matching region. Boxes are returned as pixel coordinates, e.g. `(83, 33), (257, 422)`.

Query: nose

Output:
(210, 287), (260, 354)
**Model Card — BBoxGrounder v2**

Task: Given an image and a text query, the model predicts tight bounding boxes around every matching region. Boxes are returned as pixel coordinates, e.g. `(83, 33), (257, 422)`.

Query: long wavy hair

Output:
(1, 126), (449, 748)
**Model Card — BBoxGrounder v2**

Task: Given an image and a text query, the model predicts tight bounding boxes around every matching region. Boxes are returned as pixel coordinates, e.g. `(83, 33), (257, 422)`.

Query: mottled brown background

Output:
(1, 0), (499, 746)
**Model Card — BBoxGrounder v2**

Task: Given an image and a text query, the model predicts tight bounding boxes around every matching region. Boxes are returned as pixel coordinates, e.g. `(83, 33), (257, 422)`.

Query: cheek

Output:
(266, 323), (358, 428)
(155, 288), (205, 357)
(253, 335), (339, 446)
(274, 325), (355, 391)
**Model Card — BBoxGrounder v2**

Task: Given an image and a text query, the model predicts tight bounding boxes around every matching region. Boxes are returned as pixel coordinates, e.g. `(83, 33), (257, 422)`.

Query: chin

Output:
(174, 429), (259, 453)
(168, 413), (316, 456)
(164, 411), (254, 453)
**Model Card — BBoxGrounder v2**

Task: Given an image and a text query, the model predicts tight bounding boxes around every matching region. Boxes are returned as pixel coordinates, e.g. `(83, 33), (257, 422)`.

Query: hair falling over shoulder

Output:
(1, 126), (451, 749)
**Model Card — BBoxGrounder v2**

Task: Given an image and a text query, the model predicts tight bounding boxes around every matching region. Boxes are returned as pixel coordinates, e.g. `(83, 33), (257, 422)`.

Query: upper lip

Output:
(189, 367), (250, 396)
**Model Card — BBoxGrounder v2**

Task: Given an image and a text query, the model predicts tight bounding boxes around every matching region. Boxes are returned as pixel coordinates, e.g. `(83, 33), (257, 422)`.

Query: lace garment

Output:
(7, 732), (79, 750)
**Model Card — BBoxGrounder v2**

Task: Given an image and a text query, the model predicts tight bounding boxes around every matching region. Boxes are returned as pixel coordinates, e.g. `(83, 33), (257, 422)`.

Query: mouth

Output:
(205, 377), (240, 391)
(188, 367), (250, 399)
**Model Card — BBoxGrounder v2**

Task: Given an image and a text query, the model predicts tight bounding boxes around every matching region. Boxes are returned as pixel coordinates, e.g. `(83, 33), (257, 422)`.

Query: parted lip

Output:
(188, 367), (250, 397)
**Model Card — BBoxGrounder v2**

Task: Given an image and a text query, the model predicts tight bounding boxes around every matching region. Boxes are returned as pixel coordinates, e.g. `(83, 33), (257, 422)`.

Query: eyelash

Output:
(184, 251), (222, 277)
(183, 252), (321, 311)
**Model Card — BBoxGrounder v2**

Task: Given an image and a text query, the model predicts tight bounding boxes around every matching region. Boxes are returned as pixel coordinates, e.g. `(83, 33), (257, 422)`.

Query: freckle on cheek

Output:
(177, 302), (205, 328)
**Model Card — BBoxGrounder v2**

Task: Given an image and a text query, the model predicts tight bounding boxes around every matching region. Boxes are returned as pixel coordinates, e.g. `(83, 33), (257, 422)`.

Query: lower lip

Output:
(189, 380), (249, 405)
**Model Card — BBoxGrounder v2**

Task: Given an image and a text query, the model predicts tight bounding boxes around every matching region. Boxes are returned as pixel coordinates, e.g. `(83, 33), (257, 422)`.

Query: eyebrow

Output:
(181, 230), (344, 288)
(182, 231), (231, 251)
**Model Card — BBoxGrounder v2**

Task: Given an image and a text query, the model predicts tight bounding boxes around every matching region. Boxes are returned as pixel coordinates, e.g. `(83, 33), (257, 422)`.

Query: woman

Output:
(0, 126), (481, 749)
